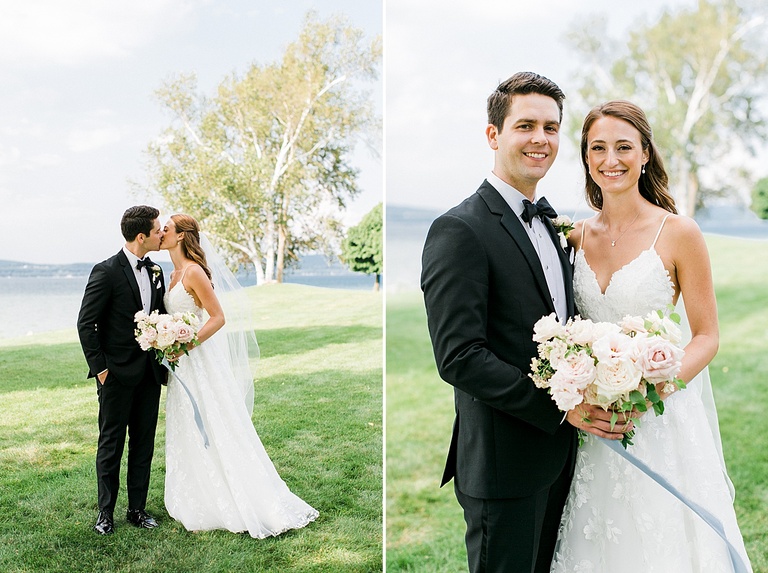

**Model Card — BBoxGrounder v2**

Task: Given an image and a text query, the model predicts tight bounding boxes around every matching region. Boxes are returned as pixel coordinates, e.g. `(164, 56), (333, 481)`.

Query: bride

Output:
(550, 101), (752, 572)
(159, 213), (318, 537)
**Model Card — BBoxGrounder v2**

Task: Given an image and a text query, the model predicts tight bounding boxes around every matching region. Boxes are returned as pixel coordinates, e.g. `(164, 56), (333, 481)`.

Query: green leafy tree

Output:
(341, 203), (382, 291)
(751, 176), (768, 219)
(140, 12), (381, 284)
(565, 1), (768, 216)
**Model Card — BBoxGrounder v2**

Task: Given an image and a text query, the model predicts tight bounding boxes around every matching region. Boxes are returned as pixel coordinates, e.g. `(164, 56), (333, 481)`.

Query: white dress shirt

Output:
(122, 246), (152, 314)
(487, 172), (568, 323)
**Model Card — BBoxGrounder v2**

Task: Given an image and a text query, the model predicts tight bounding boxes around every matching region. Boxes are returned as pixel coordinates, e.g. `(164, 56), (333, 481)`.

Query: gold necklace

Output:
(608, 211), (640, 247)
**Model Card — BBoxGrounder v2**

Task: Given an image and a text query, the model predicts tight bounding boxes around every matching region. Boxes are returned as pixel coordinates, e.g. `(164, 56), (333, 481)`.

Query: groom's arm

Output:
(421, 214), (563, 434)
(77, 263), (111, 379)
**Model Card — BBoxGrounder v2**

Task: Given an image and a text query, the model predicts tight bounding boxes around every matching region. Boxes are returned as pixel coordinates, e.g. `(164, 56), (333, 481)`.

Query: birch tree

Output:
(142, 12), (381, 283)
(566, 0), (767, 216)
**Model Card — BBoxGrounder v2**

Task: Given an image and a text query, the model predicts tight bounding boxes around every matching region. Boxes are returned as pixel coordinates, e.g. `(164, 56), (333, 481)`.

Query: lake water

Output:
(0, 257), (374, 339)
(386, 203), (768, 293)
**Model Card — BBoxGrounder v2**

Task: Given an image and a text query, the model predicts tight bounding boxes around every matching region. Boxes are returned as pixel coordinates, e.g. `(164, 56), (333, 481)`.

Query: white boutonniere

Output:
(151, 264), (162, 283)
(551, 215), (575, 249)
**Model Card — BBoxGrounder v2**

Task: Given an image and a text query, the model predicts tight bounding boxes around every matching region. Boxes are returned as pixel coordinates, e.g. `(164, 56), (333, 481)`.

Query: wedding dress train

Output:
(550, 217), (752, 572)
(163, 280), (318, 538)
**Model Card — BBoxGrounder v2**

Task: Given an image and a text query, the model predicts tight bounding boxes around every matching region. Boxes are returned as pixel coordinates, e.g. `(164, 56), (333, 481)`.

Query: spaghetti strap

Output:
(650, 215), (671, 249)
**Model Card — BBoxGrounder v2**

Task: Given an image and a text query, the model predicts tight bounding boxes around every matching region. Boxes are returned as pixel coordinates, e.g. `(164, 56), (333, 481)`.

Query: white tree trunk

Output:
(252, 257), (266, 286)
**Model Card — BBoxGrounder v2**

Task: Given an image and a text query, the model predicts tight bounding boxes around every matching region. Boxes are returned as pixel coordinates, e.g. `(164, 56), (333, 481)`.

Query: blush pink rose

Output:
(635, 336), (684, 383)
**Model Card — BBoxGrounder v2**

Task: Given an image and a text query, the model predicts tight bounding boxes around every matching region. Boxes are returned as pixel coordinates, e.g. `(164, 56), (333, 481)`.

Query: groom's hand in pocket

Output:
(97, 370), (109, 385)
(566, 404), (628, 440)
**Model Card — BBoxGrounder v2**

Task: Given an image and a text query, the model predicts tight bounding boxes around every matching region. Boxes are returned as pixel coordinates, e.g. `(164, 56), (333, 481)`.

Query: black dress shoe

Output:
(94, 510), (114, 535)
(126, 508), (158, 529)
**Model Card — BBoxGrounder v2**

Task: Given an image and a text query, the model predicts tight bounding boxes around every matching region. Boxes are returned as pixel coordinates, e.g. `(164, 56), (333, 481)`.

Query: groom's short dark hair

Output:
(487, 72), (565, 132)
(121, 205), (160, 241)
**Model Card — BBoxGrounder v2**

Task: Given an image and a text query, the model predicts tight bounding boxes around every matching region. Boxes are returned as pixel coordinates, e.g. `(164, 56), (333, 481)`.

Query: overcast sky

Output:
(385, 0), (714, 216)
(0, 0), (382, 264)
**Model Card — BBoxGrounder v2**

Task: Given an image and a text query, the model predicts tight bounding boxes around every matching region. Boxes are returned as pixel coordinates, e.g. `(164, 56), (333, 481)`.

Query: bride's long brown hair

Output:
(171, 214), (213, 284)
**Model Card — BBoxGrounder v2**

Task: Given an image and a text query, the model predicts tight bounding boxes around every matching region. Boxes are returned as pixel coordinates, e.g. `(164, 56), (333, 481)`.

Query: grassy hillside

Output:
(0, 284), (383, 573)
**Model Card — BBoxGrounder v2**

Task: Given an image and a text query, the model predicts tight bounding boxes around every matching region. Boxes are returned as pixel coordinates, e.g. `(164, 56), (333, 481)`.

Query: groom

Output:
(421, 72), (621, 572)
(77, 205), (168, 535)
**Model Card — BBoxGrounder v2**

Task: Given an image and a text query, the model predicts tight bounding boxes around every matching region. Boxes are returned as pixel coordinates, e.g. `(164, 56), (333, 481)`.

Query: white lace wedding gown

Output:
(551, 217), (752, 572)
(163, 280), (318, 538)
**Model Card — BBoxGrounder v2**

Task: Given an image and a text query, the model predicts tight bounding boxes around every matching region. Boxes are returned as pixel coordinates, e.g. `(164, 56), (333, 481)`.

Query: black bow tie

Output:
(521, 197), (558, 227)
(136, 257), (154, 272)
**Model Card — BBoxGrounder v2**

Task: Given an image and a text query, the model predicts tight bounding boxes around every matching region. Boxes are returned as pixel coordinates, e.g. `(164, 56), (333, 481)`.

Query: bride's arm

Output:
(184, 264), (226, 345)
(663, 217), (719, 393)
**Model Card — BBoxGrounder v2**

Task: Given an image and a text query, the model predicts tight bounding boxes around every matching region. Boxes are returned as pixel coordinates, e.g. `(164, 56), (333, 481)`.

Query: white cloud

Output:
(0, 146), (21, 166)
(67, 126), (126, 152)
(24, 153), (64, 168)
(0, 0), (203, 67)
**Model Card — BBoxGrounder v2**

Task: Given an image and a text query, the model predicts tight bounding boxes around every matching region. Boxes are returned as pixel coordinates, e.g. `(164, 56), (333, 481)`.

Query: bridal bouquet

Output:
(134, 310), (200, 371)
(529, 309), (687, 448)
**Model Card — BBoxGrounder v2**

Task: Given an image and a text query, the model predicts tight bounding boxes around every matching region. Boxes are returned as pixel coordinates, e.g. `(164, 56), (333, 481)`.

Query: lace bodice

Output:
(164, 281), (203, 316)
(573, 216), (674, 322)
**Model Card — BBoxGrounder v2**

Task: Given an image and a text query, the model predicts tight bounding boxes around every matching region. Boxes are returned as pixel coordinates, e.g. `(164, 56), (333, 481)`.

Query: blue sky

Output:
(0, 0), (382, 264)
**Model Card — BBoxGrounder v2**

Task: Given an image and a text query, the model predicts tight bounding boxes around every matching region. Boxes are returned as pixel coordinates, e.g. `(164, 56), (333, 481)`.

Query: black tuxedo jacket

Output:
(77, 250), (167, 386)
(421, 181), (577, 499)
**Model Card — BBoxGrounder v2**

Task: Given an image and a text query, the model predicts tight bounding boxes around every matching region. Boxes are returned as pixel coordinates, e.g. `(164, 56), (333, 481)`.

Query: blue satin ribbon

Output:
(601, 438), (748, 573)
(162, 358), (210, 449)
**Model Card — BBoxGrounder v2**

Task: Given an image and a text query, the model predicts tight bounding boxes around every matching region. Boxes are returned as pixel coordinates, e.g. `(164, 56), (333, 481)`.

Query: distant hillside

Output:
(0, 260), (94, 278)
(386, 203), (768, 239)
(0, 254), (358, 281)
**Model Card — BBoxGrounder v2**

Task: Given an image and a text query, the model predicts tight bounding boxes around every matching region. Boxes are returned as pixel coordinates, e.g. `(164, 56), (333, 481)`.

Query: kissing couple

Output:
(77, 205), (318, 537)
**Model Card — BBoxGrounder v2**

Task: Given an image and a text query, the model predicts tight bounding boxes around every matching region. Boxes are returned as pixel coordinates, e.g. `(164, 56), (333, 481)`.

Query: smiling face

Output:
(486, 93), (560, 198)
(585, 115), (649, 198)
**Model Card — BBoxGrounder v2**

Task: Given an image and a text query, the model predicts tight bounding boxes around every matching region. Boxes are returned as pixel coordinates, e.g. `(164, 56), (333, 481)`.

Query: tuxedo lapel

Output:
(542, 217), (575, 318)
(117, 250), (143, 310)
(478, 184), (554, 312)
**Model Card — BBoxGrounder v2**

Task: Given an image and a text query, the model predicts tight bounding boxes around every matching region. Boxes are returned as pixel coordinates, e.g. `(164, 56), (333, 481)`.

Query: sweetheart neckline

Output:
(577, 248), (665, 297)
(166, 281), (200, 309)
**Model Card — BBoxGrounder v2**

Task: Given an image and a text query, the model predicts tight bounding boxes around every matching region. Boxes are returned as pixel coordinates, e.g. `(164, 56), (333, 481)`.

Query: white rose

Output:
(591, 331), (636, 365)
(619, 314), (647, 335)
(567, 317), (598, 346)
(590, 321), (622, 340)
(554, 350), (597, 391)
(137, 327), (158, 350)
(659, 316), (683, 345)
(154, 317), (176, 349)
(591, 359), (642, 405)
(155, 330), (175, 349)
(635, 336), (684, 383)
(533, 313), (565, 343)
(553, 215), (572, 228)
(552, 386), (584, 412)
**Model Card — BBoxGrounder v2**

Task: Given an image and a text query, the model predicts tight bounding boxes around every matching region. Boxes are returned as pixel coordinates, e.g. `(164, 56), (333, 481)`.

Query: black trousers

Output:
(454, 462), (573, 573)
(95, 367), (161, 512)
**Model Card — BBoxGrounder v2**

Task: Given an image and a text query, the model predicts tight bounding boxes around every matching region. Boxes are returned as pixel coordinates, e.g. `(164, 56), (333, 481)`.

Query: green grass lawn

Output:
(386, 235), (768, 573)
(0, 284), (382, 573)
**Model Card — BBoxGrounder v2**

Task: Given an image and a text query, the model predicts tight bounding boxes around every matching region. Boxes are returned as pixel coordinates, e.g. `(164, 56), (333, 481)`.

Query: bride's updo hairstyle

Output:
(171, 214), (213, 284)
(581, 100), (677, 214)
